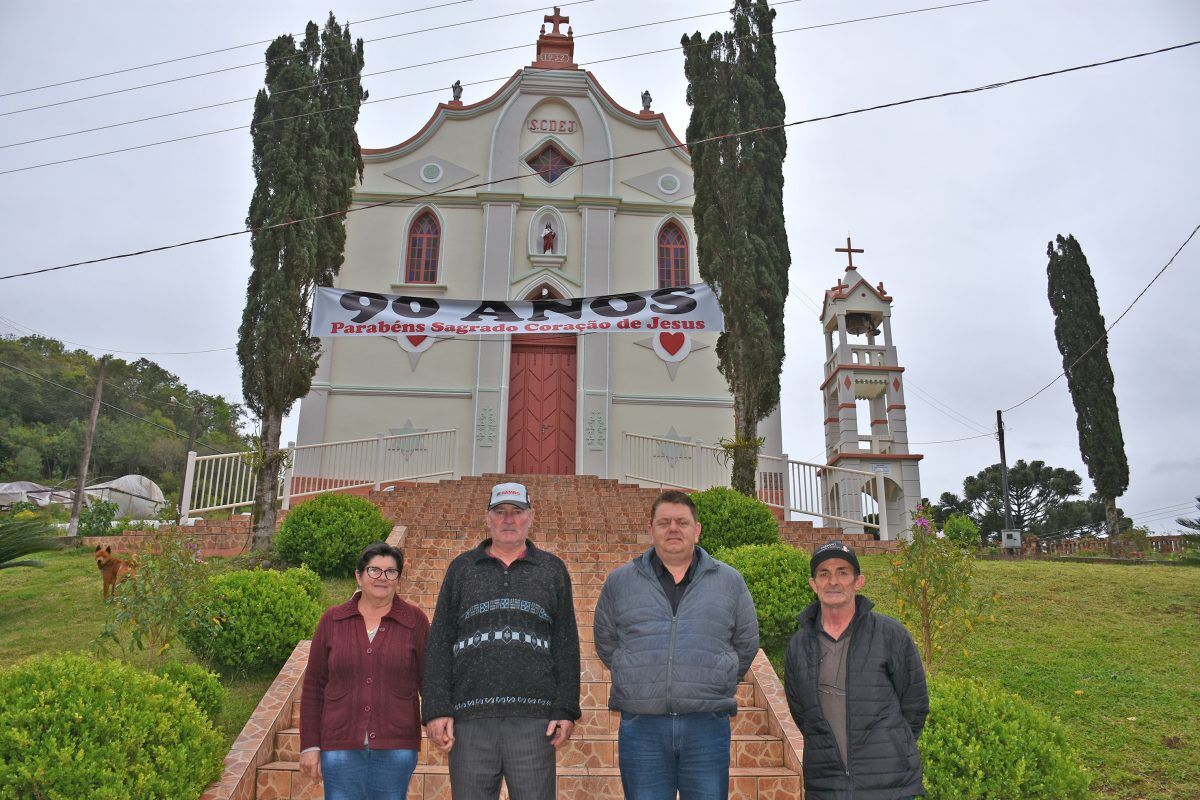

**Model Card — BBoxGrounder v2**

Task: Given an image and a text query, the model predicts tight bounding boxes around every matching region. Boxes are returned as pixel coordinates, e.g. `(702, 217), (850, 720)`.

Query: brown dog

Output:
(95, 546), (134, 600)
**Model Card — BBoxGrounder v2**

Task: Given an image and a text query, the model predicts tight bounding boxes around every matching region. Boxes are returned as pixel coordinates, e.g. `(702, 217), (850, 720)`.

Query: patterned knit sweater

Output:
(421, 539), (581, 722)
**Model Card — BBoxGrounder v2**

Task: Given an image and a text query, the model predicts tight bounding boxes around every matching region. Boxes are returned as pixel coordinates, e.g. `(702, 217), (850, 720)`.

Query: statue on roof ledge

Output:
(451, 80), (462, 102)
(641, 90), (652, 111)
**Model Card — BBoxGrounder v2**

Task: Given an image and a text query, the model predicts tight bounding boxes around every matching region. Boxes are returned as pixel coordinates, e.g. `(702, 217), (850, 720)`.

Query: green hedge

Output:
(712, 543), (813, 657)
(181, 568), (322, 674)
(692, 487), (780, 552)
(154, 660), (226, 721)
(275, 492), (391, 576)
(922, 677), (1090, 799)
(0, 653), (223, 800)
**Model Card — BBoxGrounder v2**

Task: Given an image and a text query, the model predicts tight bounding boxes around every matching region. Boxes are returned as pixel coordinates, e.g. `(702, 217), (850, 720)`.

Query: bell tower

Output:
(819, 238), (922, 538)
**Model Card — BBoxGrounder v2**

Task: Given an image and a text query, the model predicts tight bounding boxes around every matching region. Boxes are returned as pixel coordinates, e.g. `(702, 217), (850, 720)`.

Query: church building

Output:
(296, 9), (784, 479)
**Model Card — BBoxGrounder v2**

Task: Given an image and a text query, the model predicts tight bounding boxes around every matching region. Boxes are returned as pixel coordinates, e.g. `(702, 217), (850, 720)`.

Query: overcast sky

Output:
(1, 0), (1196, 532)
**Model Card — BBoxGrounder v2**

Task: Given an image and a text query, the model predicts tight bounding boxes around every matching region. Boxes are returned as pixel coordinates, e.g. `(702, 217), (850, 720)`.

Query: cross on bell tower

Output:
(532, 6), (577, 69)
(817, 238), (922, 540)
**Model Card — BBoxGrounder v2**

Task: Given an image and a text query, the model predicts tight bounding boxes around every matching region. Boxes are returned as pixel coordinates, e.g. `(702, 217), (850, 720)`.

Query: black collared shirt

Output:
(649, 547), (700, 615)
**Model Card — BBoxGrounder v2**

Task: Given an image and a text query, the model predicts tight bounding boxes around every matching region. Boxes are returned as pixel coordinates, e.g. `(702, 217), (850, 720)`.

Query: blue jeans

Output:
(320, 748), (418, 800)
(618, 712), (731, 800)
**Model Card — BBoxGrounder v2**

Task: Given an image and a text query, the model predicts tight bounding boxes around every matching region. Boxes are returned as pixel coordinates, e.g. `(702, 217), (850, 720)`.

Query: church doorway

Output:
(505, 332), (577, 474)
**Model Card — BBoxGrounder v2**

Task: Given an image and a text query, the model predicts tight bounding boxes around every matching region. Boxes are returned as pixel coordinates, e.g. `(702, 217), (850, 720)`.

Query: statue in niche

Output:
(641, 90), (652, 111)
(451, 80), (462, 102)
(542, 222), (557, 254)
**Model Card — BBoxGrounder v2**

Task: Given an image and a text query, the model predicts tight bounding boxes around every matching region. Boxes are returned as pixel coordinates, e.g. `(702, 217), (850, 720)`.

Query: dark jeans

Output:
(618, 712), (732, 800)
(319, 747), (418, 800)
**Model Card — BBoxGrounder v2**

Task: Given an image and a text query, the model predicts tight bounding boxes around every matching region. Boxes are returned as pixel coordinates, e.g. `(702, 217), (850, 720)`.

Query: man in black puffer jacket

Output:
(785, 541), (928, 800)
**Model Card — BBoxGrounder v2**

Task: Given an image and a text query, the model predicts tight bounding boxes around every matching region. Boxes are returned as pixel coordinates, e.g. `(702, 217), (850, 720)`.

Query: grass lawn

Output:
(2, 547), (1196, 798)
(856, 554), (1200, 800)
(0, 547), (357, 744)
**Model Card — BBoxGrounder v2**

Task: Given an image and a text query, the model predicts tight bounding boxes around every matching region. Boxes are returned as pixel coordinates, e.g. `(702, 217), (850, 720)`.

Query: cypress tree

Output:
(238, 16), (365, 550)
(682, 0), (789, 494)
(1045, 234), (1129, 538)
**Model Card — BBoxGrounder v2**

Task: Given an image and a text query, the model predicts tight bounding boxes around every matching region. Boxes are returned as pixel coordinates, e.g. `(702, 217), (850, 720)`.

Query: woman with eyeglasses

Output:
(300, 541), (429, 799)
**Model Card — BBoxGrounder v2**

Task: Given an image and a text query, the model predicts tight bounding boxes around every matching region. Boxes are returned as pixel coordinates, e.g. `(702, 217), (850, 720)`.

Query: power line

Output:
(0, 0), (993, 172)
(907, 430), (996, 445)
(905, 379), (994, 435)
(0, 0), (598, 119)
(0, 357), (226, 455)
(0, 0), (486, 99)
(0, 312), (233, 355)
(5, 37), (1194, 282)
(1, 0), (772, 151)
(1003, 219), (1200, 413)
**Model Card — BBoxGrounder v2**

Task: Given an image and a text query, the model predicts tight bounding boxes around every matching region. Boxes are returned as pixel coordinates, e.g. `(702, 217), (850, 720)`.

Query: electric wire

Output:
(1004, 219), (1200, 413)
(0, 0), (594, 116)
(0, 0), (996, 170)
(2, 0), (791, 151)
(0, 358), (227, 454)
(0, 0), (486, 99)
(0, 312), (233, 355)
(5, 37), (1195, 281)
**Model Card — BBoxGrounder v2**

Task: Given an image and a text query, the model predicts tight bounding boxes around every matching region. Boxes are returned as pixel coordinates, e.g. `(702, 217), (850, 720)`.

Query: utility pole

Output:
(67, 356), (108, 539)
(996, 409), (1015, 541)
(178, 401), (202, 522)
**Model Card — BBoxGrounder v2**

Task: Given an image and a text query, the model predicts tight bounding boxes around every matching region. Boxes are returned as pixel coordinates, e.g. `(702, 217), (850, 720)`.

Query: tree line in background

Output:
(926, 458), (1134, 544)
(0, 335), (245, 504)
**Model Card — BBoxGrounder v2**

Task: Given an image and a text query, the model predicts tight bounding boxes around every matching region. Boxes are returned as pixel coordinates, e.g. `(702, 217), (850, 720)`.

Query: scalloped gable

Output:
(820, 270), (894, 321)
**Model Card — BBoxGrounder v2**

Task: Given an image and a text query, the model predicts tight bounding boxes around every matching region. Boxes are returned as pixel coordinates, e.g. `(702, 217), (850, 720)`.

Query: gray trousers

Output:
(448, 716), (555, 800)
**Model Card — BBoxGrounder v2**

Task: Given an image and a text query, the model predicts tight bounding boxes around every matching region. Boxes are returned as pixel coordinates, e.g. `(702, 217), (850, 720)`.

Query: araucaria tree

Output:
(1045, 234), (1129, 538)
(238, 16), (365, 550)
(682, 0), (789, 495)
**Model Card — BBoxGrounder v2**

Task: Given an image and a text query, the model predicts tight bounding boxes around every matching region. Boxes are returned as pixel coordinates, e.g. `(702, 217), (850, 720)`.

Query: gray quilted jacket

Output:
(594, 546), (759, 715)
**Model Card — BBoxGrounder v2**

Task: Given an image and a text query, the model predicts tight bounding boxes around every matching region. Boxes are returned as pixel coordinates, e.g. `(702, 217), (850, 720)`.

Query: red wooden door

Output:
(506, 336), (576, 474)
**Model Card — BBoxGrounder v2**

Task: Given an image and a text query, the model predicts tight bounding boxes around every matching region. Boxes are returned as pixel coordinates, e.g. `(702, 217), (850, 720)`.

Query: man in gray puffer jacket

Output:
(594, 489), (759, 799)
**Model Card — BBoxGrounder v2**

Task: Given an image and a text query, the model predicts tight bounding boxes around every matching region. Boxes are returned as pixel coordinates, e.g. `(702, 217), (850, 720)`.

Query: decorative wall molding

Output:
(611, 393), (733, 408)
(476, 408), (498, 446)
(586, 411), (607, 451)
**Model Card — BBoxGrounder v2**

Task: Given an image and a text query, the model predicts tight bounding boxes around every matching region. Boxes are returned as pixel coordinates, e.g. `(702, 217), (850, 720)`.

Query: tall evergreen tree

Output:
(682, 0), (789, 494)
(238, 16), (365, 550)
(1046, 234), (1129, 538)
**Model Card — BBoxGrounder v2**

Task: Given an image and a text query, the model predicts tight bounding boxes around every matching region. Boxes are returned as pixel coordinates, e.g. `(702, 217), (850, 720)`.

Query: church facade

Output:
(295, 10), (783, 479)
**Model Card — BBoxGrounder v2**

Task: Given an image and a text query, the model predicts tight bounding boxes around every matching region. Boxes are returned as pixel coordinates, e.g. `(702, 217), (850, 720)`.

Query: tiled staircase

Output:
(217, 474), (888, 799)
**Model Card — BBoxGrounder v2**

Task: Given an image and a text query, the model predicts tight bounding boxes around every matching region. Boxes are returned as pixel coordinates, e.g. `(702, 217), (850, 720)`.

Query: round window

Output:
(421, 163), (444, 183)
(658, 173), (680, 195)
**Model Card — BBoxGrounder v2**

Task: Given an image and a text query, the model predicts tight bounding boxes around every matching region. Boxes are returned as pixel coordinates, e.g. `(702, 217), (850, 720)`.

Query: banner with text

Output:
(311, 283), (723, 337)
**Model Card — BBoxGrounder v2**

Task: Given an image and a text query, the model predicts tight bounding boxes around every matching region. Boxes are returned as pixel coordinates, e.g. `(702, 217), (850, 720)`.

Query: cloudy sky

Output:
(2, 0), (1196, 531)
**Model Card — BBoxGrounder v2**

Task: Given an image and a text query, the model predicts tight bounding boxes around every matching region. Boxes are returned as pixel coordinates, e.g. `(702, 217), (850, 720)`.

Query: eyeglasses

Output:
(363, 566), (400, 580)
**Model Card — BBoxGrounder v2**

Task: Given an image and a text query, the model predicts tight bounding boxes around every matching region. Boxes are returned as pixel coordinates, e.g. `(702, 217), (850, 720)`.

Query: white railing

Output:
(180, 430), (457, 518)
(621, 432), (888, 538)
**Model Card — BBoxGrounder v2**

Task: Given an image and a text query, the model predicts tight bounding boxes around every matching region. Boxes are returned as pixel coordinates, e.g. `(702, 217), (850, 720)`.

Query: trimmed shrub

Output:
(942, 513), (980, 548)
(181, 568), (322, 674)
(287, 562), (324, 602)
(0, 653), (223, 800)
(922, 677), (1090, 800)
(712, 543), (813, 657)
(692, 487), (780, 552)
(275, 492), (391, 576)
(155, 660), (226, 721)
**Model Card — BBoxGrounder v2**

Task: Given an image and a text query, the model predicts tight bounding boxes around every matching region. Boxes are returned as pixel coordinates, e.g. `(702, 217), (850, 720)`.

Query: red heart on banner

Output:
(659, 332), (685, 356)
(406, 335), (427, 347)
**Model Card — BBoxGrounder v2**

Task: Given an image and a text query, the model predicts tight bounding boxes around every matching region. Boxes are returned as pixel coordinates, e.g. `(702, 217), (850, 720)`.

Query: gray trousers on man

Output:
(448, 717), (556, 800)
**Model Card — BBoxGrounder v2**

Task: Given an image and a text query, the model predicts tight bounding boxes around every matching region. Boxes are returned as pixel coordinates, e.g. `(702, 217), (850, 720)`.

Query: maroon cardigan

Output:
(301, 592), (430, 751)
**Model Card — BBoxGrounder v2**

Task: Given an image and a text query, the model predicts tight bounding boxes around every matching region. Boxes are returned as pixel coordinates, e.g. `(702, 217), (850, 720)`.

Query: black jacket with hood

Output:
(784, 595), (928, 800)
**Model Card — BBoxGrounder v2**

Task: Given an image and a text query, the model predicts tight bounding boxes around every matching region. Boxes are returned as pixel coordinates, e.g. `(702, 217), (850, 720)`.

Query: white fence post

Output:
(281, 441), (295, 511)
(179, 450), (197, 520)
(374, 433), (386, 491)
(780, 452), (793, 522)
(875, 472), (890, 540)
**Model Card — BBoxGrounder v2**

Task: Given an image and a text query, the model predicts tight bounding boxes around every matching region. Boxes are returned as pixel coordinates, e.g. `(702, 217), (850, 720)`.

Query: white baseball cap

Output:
(488, 482), (531, 510)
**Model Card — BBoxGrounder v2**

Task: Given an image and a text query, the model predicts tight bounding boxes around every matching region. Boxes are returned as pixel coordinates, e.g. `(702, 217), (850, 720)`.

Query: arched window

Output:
(405, 212), (440, 283)
(657, 222), (688, 287)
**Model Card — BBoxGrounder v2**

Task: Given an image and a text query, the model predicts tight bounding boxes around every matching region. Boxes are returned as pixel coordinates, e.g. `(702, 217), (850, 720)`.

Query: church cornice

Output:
(350, 193), (693, 215)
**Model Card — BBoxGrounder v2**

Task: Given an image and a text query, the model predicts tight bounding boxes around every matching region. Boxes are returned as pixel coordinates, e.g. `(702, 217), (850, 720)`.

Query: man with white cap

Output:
(784, 540), (928, 800)
(422, 482), (580, 800)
